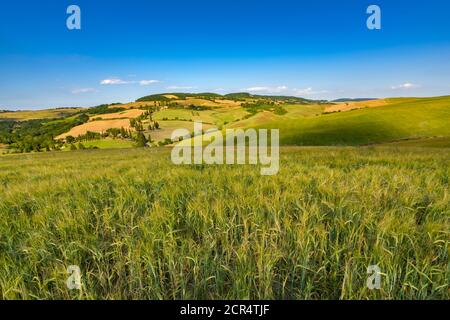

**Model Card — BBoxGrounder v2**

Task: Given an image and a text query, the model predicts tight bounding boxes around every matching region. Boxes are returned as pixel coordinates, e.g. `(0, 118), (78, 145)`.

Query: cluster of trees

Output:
(65, 127), (133, 144)
(88, 103), (125, 115)
(138, 104), (161, 112)
(0, 113), (90, 153)
(135, 132), (148, 147)
(130, 111), (160, 133)
(136, 94), (172, 102)
(104, 127), (133, 139)
(162, 102), (212, 111)
(9, 136), (65, 153)
(129, 118), (145, 132)
(0, 121), (16, 144)
(68, 143), (98, 151)
(187, 104), (211, 111)
(157, 138), (173, 147)
(66, 131), (102, 143)
(166, 102), (185, 109)
(136, 92), (221, 102)
(241, 101), (287, 115)
(273, 106), (288, 115)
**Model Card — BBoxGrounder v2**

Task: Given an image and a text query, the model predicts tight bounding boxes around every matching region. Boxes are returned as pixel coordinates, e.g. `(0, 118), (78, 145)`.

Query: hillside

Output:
(253, 96), (450, 146)
(0, 147), (448, 299)
(332, 98), (378, 102)
(0, 107), (83, 121)
(136, 92), (317, 104)
(1, 94), (449, 153)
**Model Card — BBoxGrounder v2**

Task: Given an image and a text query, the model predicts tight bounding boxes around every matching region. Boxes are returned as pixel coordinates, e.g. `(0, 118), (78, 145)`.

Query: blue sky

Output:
(0, 0), (449, 109)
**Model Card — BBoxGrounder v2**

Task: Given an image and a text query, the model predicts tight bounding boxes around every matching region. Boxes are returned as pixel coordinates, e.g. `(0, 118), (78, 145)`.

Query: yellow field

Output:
(110, 102), (155, 109)
(324, 100), (389, 113)
(0, 108), (83, 121)
(228, 111), (279, 129)
(283, 104), (326, 118)
(90, 109), (145, 120)
(0, 147), (448, 299)
(57, 119), (132, 139)
(147, 120), (215, 142)
(213, 99), (242, 107)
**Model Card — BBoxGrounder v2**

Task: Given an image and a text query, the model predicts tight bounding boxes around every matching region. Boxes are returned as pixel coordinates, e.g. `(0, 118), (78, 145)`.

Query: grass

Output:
(79, 139), (135, 149)
(18, 96), (446, 147)
(379, 137), (450, 148)
(0, 108), (83, 121)
(282, 104), (325, 118)
(146, 120), (215, 142)
(153, 109), (197, 122)
(153, 107), (249, 127)
(0, 147), (448, 299)
(255, 96), (450, 146)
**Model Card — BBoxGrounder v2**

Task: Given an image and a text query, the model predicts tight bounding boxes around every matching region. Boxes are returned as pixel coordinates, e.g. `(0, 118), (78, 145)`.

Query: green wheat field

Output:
(0, 146), (448, 299)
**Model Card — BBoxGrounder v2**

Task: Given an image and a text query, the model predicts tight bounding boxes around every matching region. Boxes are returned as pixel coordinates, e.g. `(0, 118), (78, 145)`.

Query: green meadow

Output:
(0, 93), (449, 300)
(0, 147), (448, 299)
(0, 108), (83, 121)
(80, 139), (135, 150)
(254, 96), (450, 146)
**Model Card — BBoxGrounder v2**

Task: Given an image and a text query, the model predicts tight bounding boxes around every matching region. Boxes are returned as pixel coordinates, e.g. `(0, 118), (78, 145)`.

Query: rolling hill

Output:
(0, 107), (83, 121)
(1, 94), (449, 153)
(252, 96), (450, 146)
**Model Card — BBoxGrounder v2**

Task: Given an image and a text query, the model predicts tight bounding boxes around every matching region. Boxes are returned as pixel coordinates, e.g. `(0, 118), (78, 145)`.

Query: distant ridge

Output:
(136, 92), (320, 104)
(332, 98), (378, 102)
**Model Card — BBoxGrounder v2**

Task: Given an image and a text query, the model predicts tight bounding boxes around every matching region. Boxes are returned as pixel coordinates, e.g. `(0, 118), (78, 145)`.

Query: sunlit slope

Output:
(0, 147), (448, 299)
(254, 96), (450, 146)
(379, 136), (450, 148)
(0, 108), (83, 121)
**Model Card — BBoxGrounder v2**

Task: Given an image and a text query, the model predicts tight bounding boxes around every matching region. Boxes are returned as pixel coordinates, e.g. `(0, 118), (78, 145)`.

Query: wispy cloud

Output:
(166, 85), (196, 90)
(100, 78), (160, 86)
(140, 80), (160, 86)
(100, 78), (131, 85)
(244, 85), (327, 96)
(391, 82), (420, 90)
(293, 87), (328, 95)
(244, 86), (288, 94)
(71, 88), (97, 94)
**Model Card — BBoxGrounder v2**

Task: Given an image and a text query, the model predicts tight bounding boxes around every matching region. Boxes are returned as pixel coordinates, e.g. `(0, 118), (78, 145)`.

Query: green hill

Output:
(136, 94), (173, 102)
(137, 92), (317, 104)
(332, 98), (378, 102)
(3, 95), (450, 153)
(254, 96), (450, 146)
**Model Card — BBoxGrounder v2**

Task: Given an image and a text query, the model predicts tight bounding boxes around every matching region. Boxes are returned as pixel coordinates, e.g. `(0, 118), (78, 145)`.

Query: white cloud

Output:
(166, 85), (196, 90)
(245, 86), (288, 94)
(100, 78), (130, 85)
(243, 85), (328, 97)
(293, 87), (328, 95)
(391, 82), (420, 90)
(71, 88), (97, 94)
(140, 80), (160, 86)
(100, 78), (160, 86)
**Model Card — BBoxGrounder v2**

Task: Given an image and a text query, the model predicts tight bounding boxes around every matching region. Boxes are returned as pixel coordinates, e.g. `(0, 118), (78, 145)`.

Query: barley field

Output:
(0, 147), (448, 299)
